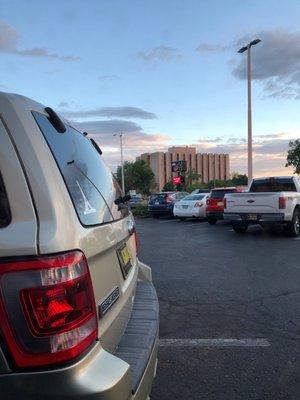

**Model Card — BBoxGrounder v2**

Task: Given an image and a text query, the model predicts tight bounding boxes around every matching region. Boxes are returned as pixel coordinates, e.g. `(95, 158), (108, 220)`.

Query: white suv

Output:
(0, 92), (158, 399)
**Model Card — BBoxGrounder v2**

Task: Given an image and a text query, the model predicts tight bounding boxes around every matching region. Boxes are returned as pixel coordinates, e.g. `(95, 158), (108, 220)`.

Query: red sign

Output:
(172, 176), (182, 185)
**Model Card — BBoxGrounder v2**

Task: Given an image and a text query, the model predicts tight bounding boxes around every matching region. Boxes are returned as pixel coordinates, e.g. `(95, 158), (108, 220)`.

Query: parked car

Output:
(206, 187), (239, 224)
(0, 92), (158, 399)
(128, 194), (143, 208)
(148, 191), (189, 218)
(224, 176), (300, 236)
(173, 193), (209, 220)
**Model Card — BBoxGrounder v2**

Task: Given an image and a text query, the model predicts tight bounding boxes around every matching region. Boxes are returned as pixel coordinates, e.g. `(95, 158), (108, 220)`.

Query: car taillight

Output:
(279, 197), (287, 209)
(194, 202), (202, 208)
(206, 199), (211, 206)
(224, 198), (227, 209)
(0, 251), (97, 368)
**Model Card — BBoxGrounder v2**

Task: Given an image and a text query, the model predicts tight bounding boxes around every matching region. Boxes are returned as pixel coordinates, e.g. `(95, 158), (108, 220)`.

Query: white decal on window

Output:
(76, 181), (97, 215)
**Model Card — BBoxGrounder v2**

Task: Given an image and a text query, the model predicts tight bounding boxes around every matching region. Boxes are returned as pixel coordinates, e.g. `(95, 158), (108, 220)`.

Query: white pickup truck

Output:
(223, 176), (300, 236)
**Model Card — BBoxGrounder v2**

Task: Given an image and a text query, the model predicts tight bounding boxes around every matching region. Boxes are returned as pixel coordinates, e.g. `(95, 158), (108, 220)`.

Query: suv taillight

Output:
(279, 197), (286, 209)
(206, 198), (211, 206)
(224, 197), (227, 209)
(0, 251), (97, 368)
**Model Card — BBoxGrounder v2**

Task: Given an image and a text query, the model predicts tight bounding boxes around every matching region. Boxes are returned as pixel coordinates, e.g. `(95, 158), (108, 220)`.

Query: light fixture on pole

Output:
(238, 38), (261, 184)
(113, 133), (125, 193)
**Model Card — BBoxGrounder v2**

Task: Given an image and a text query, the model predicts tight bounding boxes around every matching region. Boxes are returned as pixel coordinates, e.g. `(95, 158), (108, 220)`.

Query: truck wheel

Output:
(207, 216), (217, 225)
(286, 209), (300, 237)
(232, 222), (248, 234)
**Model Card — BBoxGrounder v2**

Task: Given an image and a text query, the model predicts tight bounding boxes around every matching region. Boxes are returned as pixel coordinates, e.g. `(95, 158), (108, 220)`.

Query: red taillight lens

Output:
(0, 251), (97, 368)
(279, 197), (286, 209)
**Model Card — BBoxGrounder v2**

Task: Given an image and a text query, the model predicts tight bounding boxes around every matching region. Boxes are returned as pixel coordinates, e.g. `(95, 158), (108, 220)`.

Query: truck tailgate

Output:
(225, 192), (280, 214)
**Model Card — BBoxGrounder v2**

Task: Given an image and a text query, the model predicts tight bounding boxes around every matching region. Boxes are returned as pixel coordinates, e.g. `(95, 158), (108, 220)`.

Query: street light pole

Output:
(238, 38), (261, 184)
(114, 133), (125, 193)
(247, 46), (253, 182)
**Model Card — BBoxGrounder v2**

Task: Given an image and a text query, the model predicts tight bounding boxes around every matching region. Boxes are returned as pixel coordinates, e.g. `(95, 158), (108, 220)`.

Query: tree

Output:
(230, 172), (248, 186)
(185, 169), (201, 187)
(116, 160), (154, 194)
(286, 139), (300, 174)
(162, 181), (175, 191)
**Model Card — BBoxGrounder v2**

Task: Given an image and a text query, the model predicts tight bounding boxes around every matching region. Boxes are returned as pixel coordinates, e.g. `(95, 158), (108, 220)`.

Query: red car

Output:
(206, 187), (240, 224)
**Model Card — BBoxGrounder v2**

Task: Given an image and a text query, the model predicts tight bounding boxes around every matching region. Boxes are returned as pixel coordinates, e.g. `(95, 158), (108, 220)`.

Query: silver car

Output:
(0, 92), (158, 399)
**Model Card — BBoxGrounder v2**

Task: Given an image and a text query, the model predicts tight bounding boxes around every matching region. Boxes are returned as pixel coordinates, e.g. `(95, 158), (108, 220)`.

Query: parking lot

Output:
(136, 217), (300, 400)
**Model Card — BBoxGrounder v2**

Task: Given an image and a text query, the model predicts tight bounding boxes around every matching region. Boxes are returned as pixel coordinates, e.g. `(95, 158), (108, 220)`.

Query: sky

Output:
(0, 0), (300, 177)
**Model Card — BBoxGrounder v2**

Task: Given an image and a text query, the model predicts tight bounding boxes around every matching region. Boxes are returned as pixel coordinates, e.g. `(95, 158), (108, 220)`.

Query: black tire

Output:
(232, 222), (248, 234)
(179, 217), (186, 221)
(207, 216), (217, 225)
(286, 209), (300, 237)
(152, 213), (160, 219)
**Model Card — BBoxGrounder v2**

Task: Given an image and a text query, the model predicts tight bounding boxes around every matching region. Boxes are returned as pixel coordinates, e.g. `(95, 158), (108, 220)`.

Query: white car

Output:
(173, 193), (209, 220)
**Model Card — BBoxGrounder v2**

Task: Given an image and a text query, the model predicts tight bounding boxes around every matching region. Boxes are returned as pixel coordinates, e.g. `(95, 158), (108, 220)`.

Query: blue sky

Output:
(1, 0), (300, 175)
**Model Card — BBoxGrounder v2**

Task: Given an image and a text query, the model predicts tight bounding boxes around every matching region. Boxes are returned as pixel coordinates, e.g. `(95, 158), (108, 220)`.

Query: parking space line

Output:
(159, 338), (270, 348)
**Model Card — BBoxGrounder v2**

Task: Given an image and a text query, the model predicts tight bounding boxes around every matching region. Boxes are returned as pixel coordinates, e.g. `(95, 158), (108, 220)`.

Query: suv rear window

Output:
(250, 178), (296, 192)
(211, 189), (235, 199)
(0, 173), (11, 228)
(33, 112), (128, 226)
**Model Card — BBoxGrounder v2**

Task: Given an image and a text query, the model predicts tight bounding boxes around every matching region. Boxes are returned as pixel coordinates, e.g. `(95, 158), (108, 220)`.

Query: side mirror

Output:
(114, 195), (131, 205)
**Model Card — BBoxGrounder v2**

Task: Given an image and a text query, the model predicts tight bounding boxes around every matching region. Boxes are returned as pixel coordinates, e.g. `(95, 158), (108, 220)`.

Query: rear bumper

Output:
(116, 280), (159, 399)
(224, 212), (286, 223)
(174, 208), (206, 218)
(206, 210), (223, 219)
(148, 205), (173, 215)
(0, 262), (159, 400)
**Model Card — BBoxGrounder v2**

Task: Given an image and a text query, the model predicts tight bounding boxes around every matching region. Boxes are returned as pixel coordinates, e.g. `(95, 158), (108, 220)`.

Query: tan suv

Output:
(0, 92), (158, 399)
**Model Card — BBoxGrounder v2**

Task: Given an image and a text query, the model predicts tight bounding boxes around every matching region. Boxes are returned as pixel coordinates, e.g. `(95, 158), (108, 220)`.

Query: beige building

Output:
(137, 146), (230, 191)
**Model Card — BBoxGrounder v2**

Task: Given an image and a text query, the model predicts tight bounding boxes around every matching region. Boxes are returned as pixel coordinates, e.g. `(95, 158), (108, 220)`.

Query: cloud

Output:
(233, 29), (300, 99)
(197, 133), (295, 176)
(138, 46), (182, 62)
(71, 119), (170, 170)
(58, 101), (69, 108)
(196, 43), (227, 53)
(0, 20), (79, 62)
(98, 75), (120, 81)
(62, 106), (157, 120)
(73, 119), (143, 134)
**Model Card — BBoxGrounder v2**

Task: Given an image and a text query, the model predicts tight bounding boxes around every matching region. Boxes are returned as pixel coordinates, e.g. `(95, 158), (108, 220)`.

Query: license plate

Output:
(182, 205), (188, 209)
(247, 214), (258, 220)
(217, 201), (223, 206)
(117, 244), (132, 278)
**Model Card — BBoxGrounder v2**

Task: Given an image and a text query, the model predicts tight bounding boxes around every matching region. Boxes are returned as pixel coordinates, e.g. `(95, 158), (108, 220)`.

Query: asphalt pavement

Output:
(136, 217), (300, 400)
